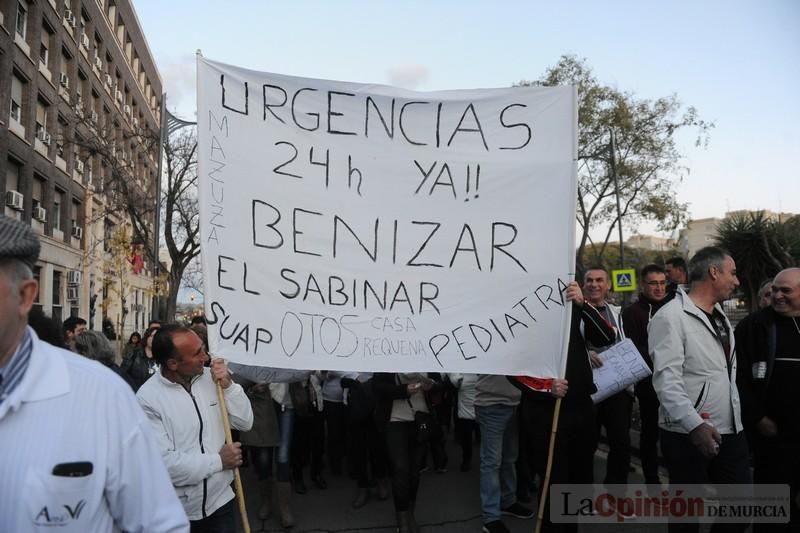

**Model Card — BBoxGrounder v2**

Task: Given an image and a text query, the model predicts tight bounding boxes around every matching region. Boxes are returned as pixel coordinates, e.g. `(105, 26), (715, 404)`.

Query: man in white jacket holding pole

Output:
(137, 324), (254, 532)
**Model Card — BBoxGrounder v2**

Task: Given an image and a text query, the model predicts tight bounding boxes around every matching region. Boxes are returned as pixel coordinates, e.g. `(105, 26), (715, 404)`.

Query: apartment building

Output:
(1, 0), (162, 336)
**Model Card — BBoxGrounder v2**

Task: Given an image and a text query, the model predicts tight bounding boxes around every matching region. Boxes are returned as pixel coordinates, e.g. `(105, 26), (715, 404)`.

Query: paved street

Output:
(234, 433), (692, 533)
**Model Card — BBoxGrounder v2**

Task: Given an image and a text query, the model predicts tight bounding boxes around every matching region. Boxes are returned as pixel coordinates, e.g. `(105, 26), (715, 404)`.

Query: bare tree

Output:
(161, 127), (199, 320)
(60, 98), (199, 322)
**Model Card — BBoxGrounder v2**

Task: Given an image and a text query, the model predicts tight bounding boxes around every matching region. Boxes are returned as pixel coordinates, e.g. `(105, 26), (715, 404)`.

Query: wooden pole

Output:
(534, 397), (562, 533)
(216, 382), (251, 533)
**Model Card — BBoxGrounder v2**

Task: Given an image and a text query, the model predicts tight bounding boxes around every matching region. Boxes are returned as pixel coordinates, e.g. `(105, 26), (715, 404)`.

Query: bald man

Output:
(736, 267), (800, 531)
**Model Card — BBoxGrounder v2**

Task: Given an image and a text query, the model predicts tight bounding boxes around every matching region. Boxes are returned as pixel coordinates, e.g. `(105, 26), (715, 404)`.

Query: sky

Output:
(134, 0), (799, 233)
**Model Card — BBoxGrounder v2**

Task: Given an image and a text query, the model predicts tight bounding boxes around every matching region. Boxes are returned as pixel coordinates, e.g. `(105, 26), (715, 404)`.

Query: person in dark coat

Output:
(735, 268), (800, 532)
(621, 263), (669, 486)
(373, 372), (437, 533)
(120, 326), (158, 390)
(512, 281), (616, 533)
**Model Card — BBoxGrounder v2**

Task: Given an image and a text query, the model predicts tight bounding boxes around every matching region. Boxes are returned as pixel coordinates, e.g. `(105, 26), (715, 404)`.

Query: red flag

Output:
(512, 375), (554, 393)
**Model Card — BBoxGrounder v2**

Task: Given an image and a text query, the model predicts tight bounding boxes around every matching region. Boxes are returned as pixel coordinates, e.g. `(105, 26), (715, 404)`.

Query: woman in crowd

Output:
(374, 373), (435, 533)
(124, 331), (141, 359)
(74, 330), (135, 390)
(230, 364), (309, 529)
(322, 370), (352, 477)
(120, 326), (158, 390)
(268, 382), (297, 527)
(342, 372), (389, 508)
(291, 373), (327, 494)
(447, 373), (479, 472)
(239, 382), (281, 523)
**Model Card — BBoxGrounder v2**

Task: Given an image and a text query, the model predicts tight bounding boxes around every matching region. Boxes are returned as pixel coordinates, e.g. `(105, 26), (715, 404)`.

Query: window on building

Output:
(60, 48), (72, 91)
(15, 1), (27, 39)
(5, 159), (21, 193)
(73, 136), (83, 172)
(134, 290), (140, 330)
(35, 99), (48, 137)
(52, 270), (63, 323)
(56, 116), (68, 159)
(32, 266), (43, 313)
(104, 218), (114, 252)
(10, 75), (24, 124)
(71, 200), (81, 231)
(53, 189), (64, 231)
(32, 177), (44, 211)
(107, 1), (116, 24)
(39, 25), (52, 67)
(80, 11), (89, 35)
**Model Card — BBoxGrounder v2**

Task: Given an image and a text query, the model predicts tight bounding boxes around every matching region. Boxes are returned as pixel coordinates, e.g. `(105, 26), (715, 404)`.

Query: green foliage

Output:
(714, 211), (800, 310)
(518, 56), (712, 271)
(580, 243), (679, 278)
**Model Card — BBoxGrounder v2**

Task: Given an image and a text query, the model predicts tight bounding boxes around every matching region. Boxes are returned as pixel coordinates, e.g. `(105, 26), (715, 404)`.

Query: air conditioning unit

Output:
(33, 206), (47, 222)
(71, 225), (83, 239)
(90, 111), (98, 123)
(67, 286), (80, 301)
(123, 104), (131, 115)
(36, 129), (52, 146)
(67, 270), (82, 284)
(59, 73), (70, 88)
(5, 190), (24, 211)
(132, 118), (139, 129)
(76, 159), (85, 173)
(115, 90), (123, 103)
(81, 33), (90, 49)
(64, 9), (73, 24)
(105, 74), (113, 86)
(94, 55), (103, 70)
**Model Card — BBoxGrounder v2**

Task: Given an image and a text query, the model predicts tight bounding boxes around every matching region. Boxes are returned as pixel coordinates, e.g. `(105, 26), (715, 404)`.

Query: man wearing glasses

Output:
(621, 264), (669, 489)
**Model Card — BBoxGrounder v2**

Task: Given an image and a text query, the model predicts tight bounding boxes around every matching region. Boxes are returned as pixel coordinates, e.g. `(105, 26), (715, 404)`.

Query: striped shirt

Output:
(0, 328), (33, 404)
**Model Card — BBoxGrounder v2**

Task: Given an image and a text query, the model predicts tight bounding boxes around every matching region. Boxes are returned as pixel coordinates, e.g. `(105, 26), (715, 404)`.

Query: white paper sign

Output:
(197, 56), (577, 374)
(591, 339), (652, 403)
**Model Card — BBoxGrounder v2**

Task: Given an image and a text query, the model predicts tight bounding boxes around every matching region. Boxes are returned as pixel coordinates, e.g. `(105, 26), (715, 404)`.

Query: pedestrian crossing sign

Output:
(611, 269), (637, 292)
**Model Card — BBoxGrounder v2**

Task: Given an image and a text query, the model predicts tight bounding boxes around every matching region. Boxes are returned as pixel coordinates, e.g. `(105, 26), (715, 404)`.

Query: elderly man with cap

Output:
(0, 215), (189, 532)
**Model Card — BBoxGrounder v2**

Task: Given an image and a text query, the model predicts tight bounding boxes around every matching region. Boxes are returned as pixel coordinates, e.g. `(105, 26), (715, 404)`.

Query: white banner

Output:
(197, 56), (577, 374)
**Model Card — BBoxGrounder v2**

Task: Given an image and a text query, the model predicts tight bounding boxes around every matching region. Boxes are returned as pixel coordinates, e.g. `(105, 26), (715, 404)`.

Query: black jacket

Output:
(372, 373), (441, 431)
(621, 294), (668, 369)
(734, 307), (779, 431)
(120, 347), (157, 391)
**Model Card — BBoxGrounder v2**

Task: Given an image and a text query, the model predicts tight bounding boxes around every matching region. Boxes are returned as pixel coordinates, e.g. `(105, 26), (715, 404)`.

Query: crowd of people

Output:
(1, 210), (798, 533)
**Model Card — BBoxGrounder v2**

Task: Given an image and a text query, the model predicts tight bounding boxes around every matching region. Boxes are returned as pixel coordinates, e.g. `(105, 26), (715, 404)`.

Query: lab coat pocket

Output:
(21, 467), (97, 532)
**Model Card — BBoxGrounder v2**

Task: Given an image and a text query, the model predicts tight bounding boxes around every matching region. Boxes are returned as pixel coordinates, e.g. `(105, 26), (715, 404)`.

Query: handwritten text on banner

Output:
(197, 56), (577, 374)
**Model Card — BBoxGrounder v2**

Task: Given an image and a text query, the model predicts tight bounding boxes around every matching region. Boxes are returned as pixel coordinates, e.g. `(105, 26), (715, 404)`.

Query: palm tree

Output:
(715, 211), (799, 310)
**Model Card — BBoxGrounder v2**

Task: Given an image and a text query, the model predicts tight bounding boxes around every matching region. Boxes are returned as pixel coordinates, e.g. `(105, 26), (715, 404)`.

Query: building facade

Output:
(678, 210), (796, 258)
(1, 0), (162, 337)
